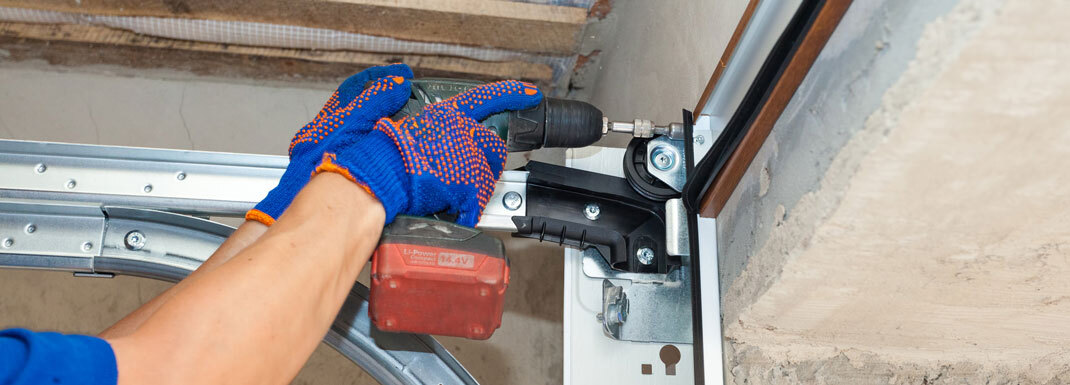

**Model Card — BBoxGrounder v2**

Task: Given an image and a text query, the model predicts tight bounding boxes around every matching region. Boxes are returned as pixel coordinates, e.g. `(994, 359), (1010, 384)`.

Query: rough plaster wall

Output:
(715, 0), (962, 306)
(0, 66), (564, 385)
(717, 0), (1070, 382)
(574, 0), (750, 148)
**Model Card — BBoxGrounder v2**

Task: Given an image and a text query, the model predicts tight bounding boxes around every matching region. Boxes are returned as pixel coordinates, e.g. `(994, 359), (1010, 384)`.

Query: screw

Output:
(502, 191), (522, 211)
(143, 184), (153, 193)
(637, 247), (655, 265)
(2, 238), (12, 248)
(34, 163), (47, 173)
(81, 242), (93, 252)
(175, 171), (187, 181)
(65, 179), (77, 189)
(604, 300), (628, 326)
(695, 135), (706, 145)
(650, 146), (676, 171)
(25, 224), (36, 234)
(584, 203), (601, 221)
(124, 231), (146, 251)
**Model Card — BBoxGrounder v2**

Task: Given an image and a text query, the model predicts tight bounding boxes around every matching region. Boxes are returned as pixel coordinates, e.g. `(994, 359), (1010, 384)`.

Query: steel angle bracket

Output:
(584, 248), (693, 344)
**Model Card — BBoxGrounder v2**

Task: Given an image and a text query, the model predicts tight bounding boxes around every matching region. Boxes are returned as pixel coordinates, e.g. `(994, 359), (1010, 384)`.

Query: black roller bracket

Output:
(623, 137), (681, 202)
(511, 161), (678, 274)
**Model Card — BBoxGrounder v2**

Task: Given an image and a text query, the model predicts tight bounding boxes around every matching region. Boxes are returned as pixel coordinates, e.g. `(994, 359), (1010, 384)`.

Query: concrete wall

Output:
(720, 0), (1070, 381)
(714, 0), (967, 311)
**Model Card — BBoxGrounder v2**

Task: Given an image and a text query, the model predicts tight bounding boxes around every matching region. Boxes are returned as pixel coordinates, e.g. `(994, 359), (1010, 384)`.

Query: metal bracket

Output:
(666, 198), (690, 258)
(584, 248), (693, 344)
(646, 136), (688, 192)
(598, 279), (629, 339)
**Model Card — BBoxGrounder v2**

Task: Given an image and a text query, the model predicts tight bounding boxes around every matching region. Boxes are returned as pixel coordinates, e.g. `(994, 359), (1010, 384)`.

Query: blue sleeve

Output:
(0, 328), (117, 385)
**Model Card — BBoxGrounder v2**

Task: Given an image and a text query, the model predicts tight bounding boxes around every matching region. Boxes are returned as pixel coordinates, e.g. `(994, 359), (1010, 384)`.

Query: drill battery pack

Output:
(369, 216), (509, 340)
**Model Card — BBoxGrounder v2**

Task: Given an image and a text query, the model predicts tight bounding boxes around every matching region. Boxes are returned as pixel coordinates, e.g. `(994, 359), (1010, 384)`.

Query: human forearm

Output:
(99, 221), (268, 339)
(107, 174), (384, 385)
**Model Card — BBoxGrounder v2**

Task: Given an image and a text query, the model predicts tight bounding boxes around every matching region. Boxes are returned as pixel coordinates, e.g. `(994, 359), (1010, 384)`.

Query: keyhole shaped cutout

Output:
(660, 344), (681, 375)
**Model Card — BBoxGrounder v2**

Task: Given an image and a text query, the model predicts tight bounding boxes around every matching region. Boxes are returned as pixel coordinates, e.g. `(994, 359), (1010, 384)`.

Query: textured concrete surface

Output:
(715, 0), (964, 301)
(0, 66), (563, 384)
(720, 0), (1070, 382)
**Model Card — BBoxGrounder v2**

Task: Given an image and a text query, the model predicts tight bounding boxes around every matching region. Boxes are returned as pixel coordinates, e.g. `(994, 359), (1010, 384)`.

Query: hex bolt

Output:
(650, 145), (676, 171)
(81, 242), (93, 252)
(124, 231), (146, 251)
(34, 163), (47, 174)
(695, 135), (706, 145)
(2, 238), (12, 248)
(175, 171), (187, 181)
(502, 191), (522, 211)
(143, 184), (153, 193)
(24, 224), (36, 234)
(65, 179), (77, 190)
(584, 203), (601, 221)
(636, 247), (655, 265)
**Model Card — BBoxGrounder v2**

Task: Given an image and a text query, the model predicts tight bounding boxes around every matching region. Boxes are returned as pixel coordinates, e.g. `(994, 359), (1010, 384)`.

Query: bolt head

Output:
(81, 242), (93, 252)
(502, 191), (523, 211)
(143, 184), (153, 193)
(24, 224), (35, 234)
(175, 171), (187, 181)
(2, 238), (12, 248)
(695, 135), (706, 145)
(34, 164), (47, 173)
(584, 203), (601, 221)
(65, 179), (77, 189)
(650, 146), (676, 171)
(636, 247), (655, 265)
(124, 231), (146, 250)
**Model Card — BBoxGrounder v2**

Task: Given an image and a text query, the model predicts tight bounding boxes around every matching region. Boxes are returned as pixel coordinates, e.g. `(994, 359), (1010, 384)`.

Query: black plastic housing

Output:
(506, 98), (604, 152)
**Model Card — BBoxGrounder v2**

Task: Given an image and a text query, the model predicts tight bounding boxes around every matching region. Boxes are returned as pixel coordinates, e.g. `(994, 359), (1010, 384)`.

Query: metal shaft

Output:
(603, 118), (685, 140)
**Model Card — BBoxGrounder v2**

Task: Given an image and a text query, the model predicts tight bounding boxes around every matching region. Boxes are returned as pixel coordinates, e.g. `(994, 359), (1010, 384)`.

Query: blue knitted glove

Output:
(313, 80), (543, 226)
(246, 64), (413, 226)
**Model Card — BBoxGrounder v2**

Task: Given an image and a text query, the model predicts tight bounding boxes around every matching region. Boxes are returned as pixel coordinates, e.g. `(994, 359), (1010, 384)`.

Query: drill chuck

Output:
(505, 98), (605, 152)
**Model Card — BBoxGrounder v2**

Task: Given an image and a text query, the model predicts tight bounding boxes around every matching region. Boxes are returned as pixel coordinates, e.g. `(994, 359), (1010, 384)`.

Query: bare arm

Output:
(106, 173), (384, 385)
(99, 221), (268, 339)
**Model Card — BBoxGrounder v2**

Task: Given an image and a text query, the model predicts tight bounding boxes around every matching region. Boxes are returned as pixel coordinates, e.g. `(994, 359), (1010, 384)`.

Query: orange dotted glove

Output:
(246, 64), (412, 226)
(313, 80), (542, 226)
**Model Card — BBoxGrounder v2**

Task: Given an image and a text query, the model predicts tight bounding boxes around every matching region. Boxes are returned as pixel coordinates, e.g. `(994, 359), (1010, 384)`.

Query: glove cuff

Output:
(245, 209), (276, 226)
(246, 159), (317, 226)
(313, 130), (409, 223)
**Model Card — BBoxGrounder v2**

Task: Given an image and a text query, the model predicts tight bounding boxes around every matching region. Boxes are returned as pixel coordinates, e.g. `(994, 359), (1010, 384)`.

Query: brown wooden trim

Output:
(0, 0), (587, 55)
(692, 0), (761, 119)
(0, 22), (553, 86)
(699, 0), (853, 217)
